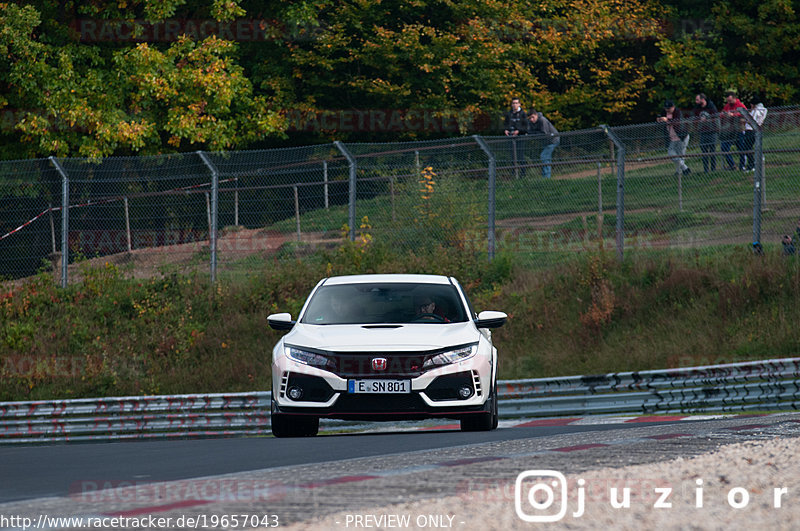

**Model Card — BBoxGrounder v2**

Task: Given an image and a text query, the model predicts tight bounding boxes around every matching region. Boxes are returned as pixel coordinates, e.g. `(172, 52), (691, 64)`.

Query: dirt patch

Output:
(3, 227), (343, 288)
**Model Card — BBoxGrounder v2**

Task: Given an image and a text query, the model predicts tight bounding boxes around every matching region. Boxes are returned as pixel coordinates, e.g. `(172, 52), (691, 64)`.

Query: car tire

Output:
(271, 413), (320, 438)
(460, 383), (498, 432)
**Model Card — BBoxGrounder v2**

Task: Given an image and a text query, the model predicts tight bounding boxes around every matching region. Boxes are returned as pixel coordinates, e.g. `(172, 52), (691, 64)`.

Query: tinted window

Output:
(301, 283), (467, 325)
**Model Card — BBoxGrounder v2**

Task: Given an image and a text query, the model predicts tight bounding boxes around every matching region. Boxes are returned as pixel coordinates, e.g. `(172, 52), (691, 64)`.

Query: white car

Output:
(267, 274), (507, 437)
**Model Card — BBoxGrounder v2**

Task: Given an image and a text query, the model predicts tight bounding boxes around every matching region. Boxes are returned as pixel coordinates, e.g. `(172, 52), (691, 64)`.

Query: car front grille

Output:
(328, 352), (428, 378)
(333, 393), (427, 413)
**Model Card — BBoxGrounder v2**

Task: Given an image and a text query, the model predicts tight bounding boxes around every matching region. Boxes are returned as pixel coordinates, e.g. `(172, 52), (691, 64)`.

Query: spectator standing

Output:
(720, 91), (747, 171)
(503, 98), (527, 136)
(782, 235), (796, 257)
(693, 93), (719, 173)
(742, 97), (768, 171)
(657, 100), (691, 176)
(503, 98), (528, 169)
(526, 109), (560, 179)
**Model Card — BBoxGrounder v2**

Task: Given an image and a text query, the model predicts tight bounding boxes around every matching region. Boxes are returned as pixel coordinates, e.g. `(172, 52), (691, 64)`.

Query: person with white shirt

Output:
(743, 97), (768, 171)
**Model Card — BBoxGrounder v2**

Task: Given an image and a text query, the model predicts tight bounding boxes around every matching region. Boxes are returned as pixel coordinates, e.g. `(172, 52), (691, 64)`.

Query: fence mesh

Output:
(1, 108), (799, 284)
(344, 137), (490, 254)
(56, 154), (213, 279)
(205, 145), (350, 271)
(0, 158), (62, 281)
(486, 128), (613, 265)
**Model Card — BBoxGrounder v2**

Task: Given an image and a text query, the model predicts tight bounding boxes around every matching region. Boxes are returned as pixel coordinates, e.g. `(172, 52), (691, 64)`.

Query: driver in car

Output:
(415, 296), (450, 322)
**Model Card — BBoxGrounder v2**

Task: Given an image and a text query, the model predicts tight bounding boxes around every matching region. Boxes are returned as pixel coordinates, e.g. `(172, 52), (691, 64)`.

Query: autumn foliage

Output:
(1, 0), (797, 159)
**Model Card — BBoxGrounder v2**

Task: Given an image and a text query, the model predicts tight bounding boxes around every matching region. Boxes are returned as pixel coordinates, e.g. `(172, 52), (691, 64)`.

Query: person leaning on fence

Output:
(742, 96), (768, 171)
(720, 91), (747, 171)
(657, 100), (691, 176)
(526, 108), (560, 179)
(504, 97), (528, 165)
(693, 93), (719, 173)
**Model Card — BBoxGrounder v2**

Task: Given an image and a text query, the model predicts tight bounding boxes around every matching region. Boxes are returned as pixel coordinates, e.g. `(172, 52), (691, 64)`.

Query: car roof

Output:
(323, 274), (453, 286)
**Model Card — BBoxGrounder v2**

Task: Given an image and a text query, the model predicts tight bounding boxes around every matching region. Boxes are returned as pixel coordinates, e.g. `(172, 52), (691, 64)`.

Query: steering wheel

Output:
(413, 313), (446, 322)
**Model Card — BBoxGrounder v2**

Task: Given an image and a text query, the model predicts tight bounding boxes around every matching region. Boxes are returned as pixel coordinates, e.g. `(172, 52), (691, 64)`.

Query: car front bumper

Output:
(271, 357), (493, 421)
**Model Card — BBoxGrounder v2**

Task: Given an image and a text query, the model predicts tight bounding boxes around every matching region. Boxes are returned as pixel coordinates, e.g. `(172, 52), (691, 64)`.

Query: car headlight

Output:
(285, 346), (334, 369)
(423, 344), (478, 369)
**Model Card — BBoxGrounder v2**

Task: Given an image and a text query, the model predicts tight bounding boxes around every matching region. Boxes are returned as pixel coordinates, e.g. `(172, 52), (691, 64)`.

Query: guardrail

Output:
(0, 394), (269, 444)
(2, 357), (799, 443)
(498, 357), (800, 418)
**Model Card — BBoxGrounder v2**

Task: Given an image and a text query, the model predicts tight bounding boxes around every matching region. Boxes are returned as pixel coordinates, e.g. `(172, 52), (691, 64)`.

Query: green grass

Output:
(2, 242), (799, 401)
(262, 159), (799, 258)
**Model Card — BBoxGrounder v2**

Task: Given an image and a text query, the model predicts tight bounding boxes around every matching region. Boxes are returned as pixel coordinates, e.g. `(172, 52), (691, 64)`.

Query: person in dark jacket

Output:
(782, 235), (796, 257)
(503, 98), (527, 136)
(527, 109), (560, 179)
(657, 100), (691, 176)
(504, 98), (528, 169)
(693, 93), (719, 173)
(720, 91), (747, 170)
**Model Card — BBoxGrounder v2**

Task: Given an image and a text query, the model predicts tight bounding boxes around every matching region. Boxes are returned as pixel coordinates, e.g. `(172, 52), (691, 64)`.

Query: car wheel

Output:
(271, 413), (319, 437)
(460, 383), (497, 432)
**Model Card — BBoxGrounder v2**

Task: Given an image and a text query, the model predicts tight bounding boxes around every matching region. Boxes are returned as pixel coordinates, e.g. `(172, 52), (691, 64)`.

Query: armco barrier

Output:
(498, 357), (800, 417)
(2, 357), (799, 443)
(0, 393), (270, 444)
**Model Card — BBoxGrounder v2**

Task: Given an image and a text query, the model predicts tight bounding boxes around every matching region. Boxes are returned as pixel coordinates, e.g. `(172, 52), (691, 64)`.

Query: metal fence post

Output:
(48, 203), (56, 255)
(334, 141), (357, 241)
(474, 135), (496, 261)
(293, 185), (301, 241)
(323, 161), (329, 210)
(49, 156), (69, 288)
(602, 126), (625, 261)
(197, 151), (219, 283)
(739, 109), (763, 247)
(123, 197), (132, 252)
(234, 177), (239, 226)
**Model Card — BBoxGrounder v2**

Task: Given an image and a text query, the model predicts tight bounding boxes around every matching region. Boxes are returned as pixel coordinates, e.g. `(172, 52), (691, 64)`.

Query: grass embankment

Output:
(1, 241), (799, 401)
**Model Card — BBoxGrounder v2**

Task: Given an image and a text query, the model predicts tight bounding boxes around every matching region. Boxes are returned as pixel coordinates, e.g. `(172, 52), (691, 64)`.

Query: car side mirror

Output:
(267, 313), (295, 331)
(475, 311), (507, 329)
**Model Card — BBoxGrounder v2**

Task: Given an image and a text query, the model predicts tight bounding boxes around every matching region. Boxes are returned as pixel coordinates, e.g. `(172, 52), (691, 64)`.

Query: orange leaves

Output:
(418, 165), (436, 200)
(417, 166), (438, 222)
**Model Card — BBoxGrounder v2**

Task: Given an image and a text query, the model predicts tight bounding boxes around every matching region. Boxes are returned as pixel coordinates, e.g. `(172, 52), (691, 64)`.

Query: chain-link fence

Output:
(2, 107), (799, 284)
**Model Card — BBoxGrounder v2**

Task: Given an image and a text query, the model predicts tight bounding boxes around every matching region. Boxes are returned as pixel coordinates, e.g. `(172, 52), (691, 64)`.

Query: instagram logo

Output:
(515, 470), (570, 522)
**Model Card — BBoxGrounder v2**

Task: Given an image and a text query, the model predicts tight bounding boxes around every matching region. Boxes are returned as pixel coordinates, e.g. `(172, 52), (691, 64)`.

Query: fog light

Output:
(288, 386), (303, 400)
(458, 386), (473, 399)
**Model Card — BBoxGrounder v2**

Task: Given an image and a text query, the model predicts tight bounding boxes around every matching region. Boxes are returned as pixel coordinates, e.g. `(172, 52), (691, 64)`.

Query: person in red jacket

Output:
(720, 91), (747, 171)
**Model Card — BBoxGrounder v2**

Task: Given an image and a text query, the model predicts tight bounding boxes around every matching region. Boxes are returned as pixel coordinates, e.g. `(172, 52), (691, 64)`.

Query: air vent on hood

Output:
(361, 325), (404, 329)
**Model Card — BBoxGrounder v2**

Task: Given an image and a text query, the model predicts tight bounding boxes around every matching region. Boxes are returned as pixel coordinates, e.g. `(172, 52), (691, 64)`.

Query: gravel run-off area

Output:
(285, 436), (800, 530)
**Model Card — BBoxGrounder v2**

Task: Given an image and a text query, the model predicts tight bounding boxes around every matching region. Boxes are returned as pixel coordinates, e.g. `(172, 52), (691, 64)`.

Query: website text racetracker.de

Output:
(283, 109), (494, 133)
(0, 514), (279, 530)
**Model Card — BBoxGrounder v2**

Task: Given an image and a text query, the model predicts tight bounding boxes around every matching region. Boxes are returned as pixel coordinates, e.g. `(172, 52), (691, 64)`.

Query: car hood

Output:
(284, 322), (479, 352)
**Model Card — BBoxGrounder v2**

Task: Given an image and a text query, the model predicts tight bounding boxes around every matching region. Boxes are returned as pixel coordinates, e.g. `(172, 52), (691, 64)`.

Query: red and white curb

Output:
(325, 413), (752, 434)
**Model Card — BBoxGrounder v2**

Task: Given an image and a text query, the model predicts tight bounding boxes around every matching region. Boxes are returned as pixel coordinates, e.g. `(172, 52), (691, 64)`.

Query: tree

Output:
(254, 0), (665, 137)
(0, 1), (284, 159)
(655, 0), (800, 107)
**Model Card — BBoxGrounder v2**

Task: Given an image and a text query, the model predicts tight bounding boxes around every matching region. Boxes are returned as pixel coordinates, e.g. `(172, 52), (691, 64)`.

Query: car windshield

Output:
(300, 282), (468, 325)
